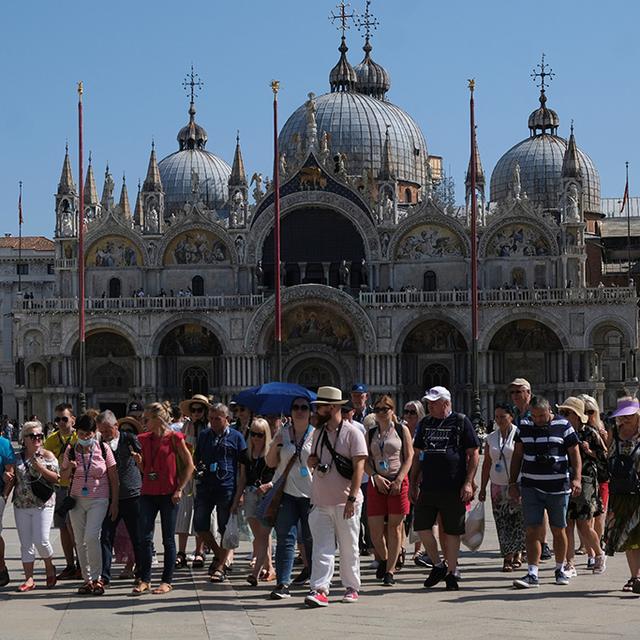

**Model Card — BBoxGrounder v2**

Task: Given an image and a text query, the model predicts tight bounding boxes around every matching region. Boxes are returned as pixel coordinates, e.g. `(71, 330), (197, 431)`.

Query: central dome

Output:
(279, 91), (428, 186)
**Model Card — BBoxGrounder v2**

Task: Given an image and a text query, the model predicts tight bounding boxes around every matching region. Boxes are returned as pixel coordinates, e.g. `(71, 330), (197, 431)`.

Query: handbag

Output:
(55, 494), (76, 518)
(321, 426), (354, 480)
(256, 453), (298, 528)
(21, 454), (54, 503)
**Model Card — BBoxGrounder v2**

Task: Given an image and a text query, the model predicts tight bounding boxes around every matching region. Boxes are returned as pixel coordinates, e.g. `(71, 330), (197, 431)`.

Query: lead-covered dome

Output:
(490, 91), (600, 213)
(158, 101), (231, 216)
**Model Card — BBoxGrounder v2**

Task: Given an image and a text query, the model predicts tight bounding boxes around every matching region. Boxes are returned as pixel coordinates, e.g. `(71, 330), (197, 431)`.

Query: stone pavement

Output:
(1, 493), (639, 640)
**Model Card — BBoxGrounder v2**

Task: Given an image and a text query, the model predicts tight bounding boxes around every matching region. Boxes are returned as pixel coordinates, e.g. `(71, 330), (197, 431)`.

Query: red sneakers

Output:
(342, 588), (359, 603)
(304, 590), (329, 607)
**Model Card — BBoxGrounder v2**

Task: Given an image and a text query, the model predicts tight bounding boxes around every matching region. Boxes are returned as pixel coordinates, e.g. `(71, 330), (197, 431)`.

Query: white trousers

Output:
(13, 505), (55, 563)
(309, 503), (362, 594)
(69, 497), (109, 581)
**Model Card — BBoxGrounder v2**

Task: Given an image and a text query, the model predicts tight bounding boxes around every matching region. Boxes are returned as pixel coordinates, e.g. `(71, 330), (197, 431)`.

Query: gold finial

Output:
(77, 81), (84, 96)
(468, 78), (475, 93)
(271, 80), (280, 95)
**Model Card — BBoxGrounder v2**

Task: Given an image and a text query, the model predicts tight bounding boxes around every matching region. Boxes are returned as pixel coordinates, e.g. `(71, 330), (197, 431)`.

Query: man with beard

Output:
(304, 387), (368, 607)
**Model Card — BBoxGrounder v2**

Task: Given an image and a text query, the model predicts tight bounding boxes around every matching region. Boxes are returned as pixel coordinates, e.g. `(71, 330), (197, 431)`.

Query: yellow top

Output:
(44, 429), (78, 488)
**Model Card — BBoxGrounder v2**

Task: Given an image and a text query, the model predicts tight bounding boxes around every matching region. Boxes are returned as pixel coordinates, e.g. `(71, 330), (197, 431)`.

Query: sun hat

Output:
(117, 416), (142, 434)
(422, 386), (452, 402)
(179, 394), (212, 417)
(311, 386), (348, 405)
(556, 397), (588, 423)
(611, 397), (640, 418)
(508, 378), (531, 391)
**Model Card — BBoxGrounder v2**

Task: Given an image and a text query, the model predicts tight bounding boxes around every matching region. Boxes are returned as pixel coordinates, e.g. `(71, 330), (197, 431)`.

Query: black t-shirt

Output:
(113, 431), (142, 499)
(413, 412), (480, 491)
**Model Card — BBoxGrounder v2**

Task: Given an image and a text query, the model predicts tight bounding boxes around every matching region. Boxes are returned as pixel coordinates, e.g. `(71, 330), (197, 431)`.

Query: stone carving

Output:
(487, 223), (551, 257)
(60, 200), (75, 237)
(147, 206), (160, 233)
(230, 190), (245, 228)
(565, 183), (580, 222)
(304, 92), (318, 152)
(89, 237), (140, 267)
(102, 172), (115, 210)
(381, 231), (390, 258)
(319, 131), (331, 166)
(280, 153), (287, 179)
(164, 230), (227, 265)
(396, 224), (464, 260)
(379, 192), (395, 224)
(251, 172), (264, 202)
(256, 259), (264, 286)
(24, 330), (43, 357)
(334, 153), (348, 180)
(235, 235), (245, 262)
(511, 163), (521, 201)
(339, 259), (350, 286)
(299, 166), (327, 190)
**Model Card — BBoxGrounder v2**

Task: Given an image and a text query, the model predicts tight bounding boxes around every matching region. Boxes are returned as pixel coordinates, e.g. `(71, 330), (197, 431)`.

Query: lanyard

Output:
(290, 425), (311, 463)
(79, 444), (94, 486)
(498, 426), (513, 463)
(376, 422), (394, 456)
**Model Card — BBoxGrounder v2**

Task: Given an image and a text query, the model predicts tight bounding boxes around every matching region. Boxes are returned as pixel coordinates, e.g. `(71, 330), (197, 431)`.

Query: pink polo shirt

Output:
(63, 441), (116, 499)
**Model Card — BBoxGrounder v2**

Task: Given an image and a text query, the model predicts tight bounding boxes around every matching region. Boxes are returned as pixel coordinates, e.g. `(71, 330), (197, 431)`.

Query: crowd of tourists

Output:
(1, 377), (640, 606)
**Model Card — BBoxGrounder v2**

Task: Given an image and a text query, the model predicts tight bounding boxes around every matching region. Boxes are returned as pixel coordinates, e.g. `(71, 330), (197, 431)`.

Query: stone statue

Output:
(379, 192), (394, 222)
(381, 231), (390, 257)
(512, 162), (521, 200)
(319, 131), (331, 166)
(235, 235), (245, 262)
(425, 159), (434, 201)
(339, 259), (350, 287)
(191, 168), (200, 197)
(305, 92), (318, 151)
(265, 176), (272, 192)
(102, 171), (115, 210)
(334, 153), (348, 180)
(360, 258), (368, 287)
(147, 206), (159, 233)
(250, 172), (264, 202)
(280, 153), (287, 179)
(256, 260), (264, 287)
(60, 201), (74, 237)
(565, 183), (580, 221)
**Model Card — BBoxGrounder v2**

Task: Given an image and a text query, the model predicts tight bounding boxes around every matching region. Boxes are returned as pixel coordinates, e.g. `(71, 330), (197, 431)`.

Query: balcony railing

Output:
(15, 294), (265, 313)
(358, 286), (636, 307)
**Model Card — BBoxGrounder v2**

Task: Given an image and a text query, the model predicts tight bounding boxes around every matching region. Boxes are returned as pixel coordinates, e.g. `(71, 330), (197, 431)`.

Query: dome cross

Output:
(330, 1), (355, 38)
(531, 53), (555, 94)
(182, 65), (204, 105)
(356, 0), (379, 42)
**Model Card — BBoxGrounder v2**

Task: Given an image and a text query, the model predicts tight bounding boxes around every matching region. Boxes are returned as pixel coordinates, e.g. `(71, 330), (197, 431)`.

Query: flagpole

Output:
(272, 80), (282, 381)
(18, 181), (23, 296)
(468, 79), (481, 425)
(77, 82), (87, 414)
(626, 161), (631, 286)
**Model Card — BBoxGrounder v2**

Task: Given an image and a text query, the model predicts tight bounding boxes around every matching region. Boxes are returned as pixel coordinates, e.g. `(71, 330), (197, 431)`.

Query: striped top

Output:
(514, 417), (580, 494)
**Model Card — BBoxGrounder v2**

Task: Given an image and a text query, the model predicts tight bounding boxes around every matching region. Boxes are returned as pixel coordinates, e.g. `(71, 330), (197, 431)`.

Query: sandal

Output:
(502, 558), (513, 573)
(395, 547), (406, 570)
(77, 582), (94, 595)
(210, 569), (227, 583)
(622, 577), (636, 592)
(152, 582), (173, 594)
(175, 551), (188, 569)
(46, 568), (57, 589)
(192, 554), (205, 569)
(511, 554), (523, 569)
(131, 581), (150, 595)
(246, 574), (258, 587)
(259, 569), (276, 582)
(17, 581), (36, 593)
(92, 580), (105, 595)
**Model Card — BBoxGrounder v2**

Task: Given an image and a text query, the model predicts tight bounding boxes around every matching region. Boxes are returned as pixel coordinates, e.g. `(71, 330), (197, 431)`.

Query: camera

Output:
(317, 463), (329, 473)
(535, 453), (554, 465)
(195, 462), (207, 480)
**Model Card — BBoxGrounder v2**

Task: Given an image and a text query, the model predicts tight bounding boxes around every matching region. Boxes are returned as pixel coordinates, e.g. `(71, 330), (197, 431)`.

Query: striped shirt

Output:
(514, 417), (580, 494)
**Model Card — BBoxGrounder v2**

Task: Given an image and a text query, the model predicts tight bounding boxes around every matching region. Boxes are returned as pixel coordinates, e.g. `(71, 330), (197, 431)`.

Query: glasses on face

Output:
(54, 416), (69, 423)
(25, 433), (43, 441)
(292, 404), (310, 411)
(374, 407), (390, 414)
(403, 408), (418, 416)
(249, 431), (265, 439)
(190, 405), (205, 413)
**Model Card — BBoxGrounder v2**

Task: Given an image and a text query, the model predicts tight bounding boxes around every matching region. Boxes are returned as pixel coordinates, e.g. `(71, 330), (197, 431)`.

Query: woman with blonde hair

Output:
(604, 397), (640, 592)
(233, 417), (275, 585)
(8, 421), (59, 591)
(134, 401), (195, 595)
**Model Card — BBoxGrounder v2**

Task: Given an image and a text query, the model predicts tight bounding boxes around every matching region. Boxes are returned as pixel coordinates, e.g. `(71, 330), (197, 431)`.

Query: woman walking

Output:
(365, 395), (413, 585)
(9, 421), (59, 591)
(135, 401), (194, 595)
(61, 414), (119, 595)
(479, 404), (525, 571)
(266, 397), (314, 600)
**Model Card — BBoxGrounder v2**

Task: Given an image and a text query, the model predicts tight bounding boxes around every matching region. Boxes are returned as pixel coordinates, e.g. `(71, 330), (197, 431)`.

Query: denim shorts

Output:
(520, 486), (569, 528)
(193, 487), (234, 536)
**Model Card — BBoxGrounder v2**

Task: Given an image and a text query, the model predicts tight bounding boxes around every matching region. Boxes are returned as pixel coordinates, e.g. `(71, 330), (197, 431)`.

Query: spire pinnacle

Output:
(134, 179), (143, 225)
(57, 144), (76, 194)
(143, 141), (163, 192)
(562, 122), (582, 180)
(84, 154), (99, 205)
(466, 125), (485, 190)
(229, 131), (247, 187)
(379, 124), (395, 180)
(119, 174), (132, 219)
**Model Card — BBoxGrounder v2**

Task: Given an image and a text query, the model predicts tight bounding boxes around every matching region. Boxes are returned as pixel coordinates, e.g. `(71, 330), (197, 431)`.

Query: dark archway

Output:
(261, 208), (366, 288)
(422, 363), (450, 390)
(423, 270), (437, 291)
(108, 277), (121, 298)
(288, 357), (342, 392)
(183, 366), (209, 398)
(192, 275), (204, 296)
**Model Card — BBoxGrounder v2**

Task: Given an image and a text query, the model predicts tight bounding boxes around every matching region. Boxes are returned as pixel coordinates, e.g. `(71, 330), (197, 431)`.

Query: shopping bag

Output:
(222, 514), (240, 550)
(461, 501), (485, 551)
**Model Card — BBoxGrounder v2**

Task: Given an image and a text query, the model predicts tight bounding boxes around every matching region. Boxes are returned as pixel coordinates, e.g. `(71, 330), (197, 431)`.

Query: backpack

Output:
(368, 422), (406, 463)
(608, 430), (640, 495)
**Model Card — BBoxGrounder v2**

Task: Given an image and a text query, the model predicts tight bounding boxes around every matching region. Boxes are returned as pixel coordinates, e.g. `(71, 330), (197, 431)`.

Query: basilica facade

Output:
(10, 24), (638, 423)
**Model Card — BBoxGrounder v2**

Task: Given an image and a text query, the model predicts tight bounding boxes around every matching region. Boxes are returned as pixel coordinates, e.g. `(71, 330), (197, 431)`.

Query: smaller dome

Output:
(354, 42), (390, 100)
(527, 91), (559, 135)
(330, 37), (358, 93)
(177, 103), (208, 150)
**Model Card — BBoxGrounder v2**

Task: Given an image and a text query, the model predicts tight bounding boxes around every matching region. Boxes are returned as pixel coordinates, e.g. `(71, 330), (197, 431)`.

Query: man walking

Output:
(509, 396), (582, 588)
(409, 386), (480, 591)
(305, 386), (368, 607)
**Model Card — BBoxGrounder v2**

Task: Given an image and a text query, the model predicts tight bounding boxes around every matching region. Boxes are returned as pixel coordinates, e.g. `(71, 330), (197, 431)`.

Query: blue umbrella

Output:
(233, 382), (317, 416)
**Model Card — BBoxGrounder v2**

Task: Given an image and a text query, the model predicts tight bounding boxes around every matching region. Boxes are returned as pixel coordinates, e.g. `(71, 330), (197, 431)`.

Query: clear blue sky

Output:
(1, 0), (638, 237)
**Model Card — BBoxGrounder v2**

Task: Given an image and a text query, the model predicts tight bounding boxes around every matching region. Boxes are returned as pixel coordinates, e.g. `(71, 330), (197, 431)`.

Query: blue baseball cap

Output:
(351, 383), (368, 393)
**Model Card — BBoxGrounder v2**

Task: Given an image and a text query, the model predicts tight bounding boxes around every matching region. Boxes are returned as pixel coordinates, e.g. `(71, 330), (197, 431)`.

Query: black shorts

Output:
(413, 489), (466, 536)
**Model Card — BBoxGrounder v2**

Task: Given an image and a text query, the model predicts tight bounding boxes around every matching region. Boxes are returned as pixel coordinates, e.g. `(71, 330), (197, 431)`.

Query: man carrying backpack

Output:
(409, 386), (480, 591)
(603, 397), (640, 593)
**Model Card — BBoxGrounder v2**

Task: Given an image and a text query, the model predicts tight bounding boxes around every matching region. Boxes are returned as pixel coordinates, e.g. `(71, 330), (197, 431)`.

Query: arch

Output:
(283, 344), (354, 391)
(479, 215), (560, 259)
(287, 356), (342, 391)
(422, 362), (450, 390)
(183, 366), (209, 398)
(585, 317), (635, 351)
(479, 311), (570, 352)
(61, 319), (142, 356)
(423, 270), (437, 291)
(27, 362), (47, 389)
(392, 311), (470, 355)
(151, 315), (230, 356)
(164, 229), (230, 266)
(108, 277), (121, 298)
(94, 361), (129, 391)
(86, 235), (144, 268)
(404, 188), (412, 204)
(192, 275), (204, 296)
(402, 320), (468, 354)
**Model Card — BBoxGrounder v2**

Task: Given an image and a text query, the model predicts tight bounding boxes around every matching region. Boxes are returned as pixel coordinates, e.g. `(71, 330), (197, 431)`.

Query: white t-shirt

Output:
(485, 426), (517, 486)
(272, 423), (313, 498)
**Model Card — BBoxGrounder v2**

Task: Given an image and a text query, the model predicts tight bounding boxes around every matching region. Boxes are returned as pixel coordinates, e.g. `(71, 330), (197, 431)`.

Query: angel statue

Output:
(250, 172), (264, 202)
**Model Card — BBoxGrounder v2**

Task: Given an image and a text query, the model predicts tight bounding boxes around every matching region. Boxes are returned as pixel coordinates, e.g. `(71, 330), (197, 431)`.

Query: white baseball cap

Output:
(422, 386), (452, 402)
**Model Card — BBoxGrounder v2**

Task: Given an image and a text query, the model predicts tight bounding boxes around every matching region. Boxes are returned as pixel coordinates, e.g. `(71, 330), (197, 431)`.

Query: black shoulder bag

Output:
(23, 453), (55, 503)
(321, 423), (354, 480)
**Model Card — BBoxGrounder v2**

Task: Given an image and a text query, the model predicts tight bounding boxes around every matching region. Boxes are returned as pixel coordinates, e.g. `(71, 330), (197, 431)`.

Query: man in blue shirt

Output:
(193, 402), (247, 583)
(509, 396), (582, 589)
(0, 433), (16, 587)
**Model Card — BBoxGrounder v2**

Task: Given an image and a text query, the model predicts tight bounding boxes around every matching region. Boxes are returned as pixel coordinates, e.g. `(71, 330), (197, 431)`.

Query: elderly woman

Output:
(479, 404), (525, 571)
(604, 397), (640, 592)
(10, 421), (59, 591)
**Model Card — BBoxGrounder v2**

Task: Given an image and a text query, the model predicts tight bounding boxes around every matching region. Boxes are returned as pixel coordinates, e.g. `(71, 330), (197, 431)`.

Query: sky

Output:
(1, 0), (639, 237)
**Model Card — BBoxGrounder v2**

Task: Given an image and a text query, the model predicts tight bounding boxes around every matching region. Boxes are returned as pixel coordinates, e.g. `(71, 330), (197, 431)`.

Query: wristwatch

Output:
(347, 495), (357, 503)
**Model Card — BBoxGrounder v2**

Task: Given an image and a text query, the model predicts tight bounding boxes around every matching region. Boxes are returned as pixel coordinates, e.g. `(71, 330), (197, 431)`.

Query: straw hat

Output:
(179, 394), (212, 417)
(508, 378), (531, 392)
(311, 386), (348, 405)
(117, 416), (142, 434)
(557, 397), (588, 423)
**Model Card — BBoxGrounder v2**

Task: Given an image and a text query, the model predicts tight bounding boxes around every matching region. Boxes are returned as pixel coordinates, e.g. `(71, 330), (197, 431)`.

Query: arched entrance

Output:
(591, 323), (631, 409)
(158, 324), (222, 400)
(26, 363), (47, 420)
(488, 319), (563, 404)
(108, 277), (121, 298)
(401, 319), (467, 408)
(288, 357), (341, 391)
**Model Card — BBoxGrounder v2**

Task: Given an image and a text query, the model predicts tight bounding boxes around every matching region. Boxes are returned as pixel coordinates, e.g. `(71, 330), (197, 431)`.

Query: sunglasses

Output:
(558, 410), (573, 417)
(292, 404), (310, 411)
(249, 431), (265, 438)
(190, 406), (205, 413)
(403, 409), (418, 415)
(373, 407), (391, 414)
(54, 416), (70, 423)
(25, 433), (44, 441)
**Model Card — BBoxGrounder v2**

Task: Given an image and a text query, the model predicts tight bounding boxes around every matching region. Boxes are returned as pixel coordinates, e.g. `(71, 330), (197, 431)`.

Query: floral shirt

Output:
(13, 451), (59, 509)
